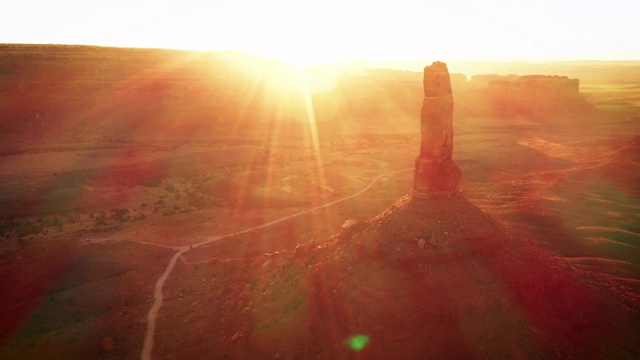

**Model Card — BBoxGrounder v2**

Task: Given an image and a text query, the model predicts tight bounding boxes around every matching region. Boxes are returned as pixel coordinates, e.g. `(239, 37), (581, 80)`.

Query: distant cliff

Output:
(0, 44), (596, 146)
(453, 74), (592, 118)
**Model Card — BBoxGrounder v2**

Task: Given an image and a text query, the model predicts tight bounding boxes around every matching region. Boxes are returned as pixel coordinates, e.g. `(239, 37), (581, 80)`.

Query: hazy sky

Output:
(2, 0), (639, 64)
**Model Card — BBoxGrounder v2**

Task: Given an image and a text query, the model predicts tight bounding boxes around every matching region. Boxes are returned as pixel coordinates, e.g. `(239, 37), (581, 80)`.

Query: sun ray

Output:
(298, 67), (331, 207)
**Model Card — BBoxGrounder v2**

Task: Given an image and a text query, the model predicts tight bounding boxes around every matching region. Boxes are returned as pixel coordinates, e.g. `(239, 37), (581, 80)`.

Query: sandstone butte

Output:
(413, 61), (461, 197)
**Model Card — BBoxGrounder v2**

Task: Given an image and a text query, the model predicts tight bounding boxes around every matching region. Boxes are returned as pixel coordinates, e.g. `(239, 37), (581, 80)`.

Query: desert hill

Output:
(161, 193), (639, 359)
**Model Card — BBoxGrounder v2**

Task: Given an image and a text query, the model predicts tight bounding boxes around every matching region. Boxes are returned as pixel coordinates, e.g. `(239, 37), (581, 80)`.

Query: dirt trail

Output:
(140, 168), (412, 360)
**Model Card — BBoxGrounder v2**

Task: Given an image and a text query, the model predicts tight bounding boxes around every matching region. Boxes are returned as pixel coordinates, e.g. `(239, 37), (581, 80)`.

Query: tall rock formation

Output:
(413, 62), (460, 197)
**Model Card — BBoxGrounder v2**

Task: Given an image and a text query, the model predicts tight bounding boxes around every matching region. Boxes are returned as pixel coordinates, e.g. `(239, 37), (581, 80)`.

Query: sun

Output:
(255, 47), (337, 67)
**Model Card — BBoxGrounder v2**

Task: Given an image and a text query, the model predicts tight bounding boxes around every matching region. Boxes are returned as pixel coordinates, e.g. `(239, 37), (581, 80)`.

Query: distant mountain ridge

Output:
(0, 44), (617, 146)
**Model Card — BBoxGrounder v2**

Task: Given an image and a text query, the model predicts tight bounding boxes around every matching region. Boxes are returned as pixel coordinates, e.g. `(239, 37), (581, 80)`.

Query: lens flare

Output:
(345, 334), (370, 351)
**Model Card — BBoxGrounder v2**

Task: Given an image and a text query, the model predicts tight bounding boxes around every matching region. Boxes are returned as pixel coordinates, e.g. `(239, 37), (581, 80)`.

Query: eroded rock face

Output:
(486, 75), (589, 116)
(456, 74), (591, 117)
(413, 62), (460, 197)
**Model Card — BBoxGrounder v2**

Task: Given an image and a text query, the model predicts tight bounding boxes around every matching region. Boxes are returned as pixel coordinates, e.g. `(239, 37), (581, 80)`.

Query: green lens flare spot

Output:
(345, 334), (370, 351)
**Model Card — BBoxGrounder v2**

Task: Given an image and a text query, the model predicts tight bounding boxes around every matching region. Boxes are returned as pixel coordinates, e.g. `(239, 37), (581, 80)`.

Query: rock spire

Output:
(413, 61), (460, 197)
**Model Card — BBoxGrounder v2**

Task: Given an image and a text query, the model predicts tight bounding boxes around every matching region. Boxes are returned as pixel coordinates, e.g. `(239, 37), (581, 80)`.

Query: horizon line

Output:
(2, 42), (639, 65)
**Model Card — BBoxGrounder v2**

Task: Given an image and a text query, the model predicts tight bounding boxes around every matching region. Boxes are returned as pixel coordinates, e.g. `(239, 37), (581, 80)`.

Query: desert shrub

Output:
(142, 177), (162, 187)
(134, 214), (147, 221)
(94, 212), (106, 227)
(140, 202), (148, 209)
(16, 227), (29, 238)
(114, 208), (129, 217)
(165, 184), (176, 193)
(112, 208), (130, 223)
(193, 196), (207, 208)
(71, 310), (83, 323)
(211, 198), (227, 207)
(15, 222), (43, 238)
(51, 217), (63, 230)
(0, 222), (10, 237)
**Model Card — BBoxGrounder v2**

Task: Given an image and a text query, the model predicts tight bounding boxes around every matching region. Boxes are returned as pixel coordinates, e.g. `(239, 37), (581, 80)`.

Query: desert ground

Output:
(0, 46), (639, 359)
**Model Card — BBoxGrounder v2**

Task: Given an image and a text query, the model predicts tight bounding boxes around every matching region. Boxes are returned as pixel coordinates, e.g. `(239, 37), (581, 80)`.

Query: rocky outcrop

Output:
(413, 62), (461, 197)
(488, 75), (578, 98)
(455, 74), (591, 117)
(468, 74), (519, 89)
(486, 75), (589, 116)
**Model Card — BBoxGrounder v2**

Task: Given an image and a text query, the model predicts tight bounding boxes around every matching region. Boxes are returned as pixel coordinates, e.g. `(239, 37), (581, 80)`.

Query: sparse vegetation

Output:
(94, 212), (106, 227)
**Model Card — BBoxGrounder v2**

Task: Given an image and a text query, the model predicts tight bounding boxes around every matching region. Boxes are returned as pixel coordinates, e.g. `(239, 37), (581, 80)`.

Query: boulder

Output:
(338, 219), (364, 239)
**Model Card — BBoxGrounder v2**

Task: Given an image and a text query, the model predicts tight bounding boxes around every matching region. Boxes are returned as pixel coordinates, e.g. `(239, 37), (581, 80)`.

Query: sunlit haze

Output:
(2, 0), (640, 358)
(2, 0), (639, 64)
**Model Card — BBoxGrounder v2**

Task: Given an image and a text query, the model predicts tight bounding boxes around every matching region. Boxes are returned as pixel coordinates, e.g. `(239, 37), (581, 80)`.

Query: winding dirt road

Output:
(140, 168), (412, 360)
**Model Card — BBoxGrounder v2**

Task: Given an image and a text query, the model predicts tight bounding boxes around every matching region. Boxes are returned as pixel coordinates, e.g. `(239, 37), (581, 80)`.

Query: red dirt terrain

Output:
(160, 193), (639, 359)
(1, 46), (639, 359)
